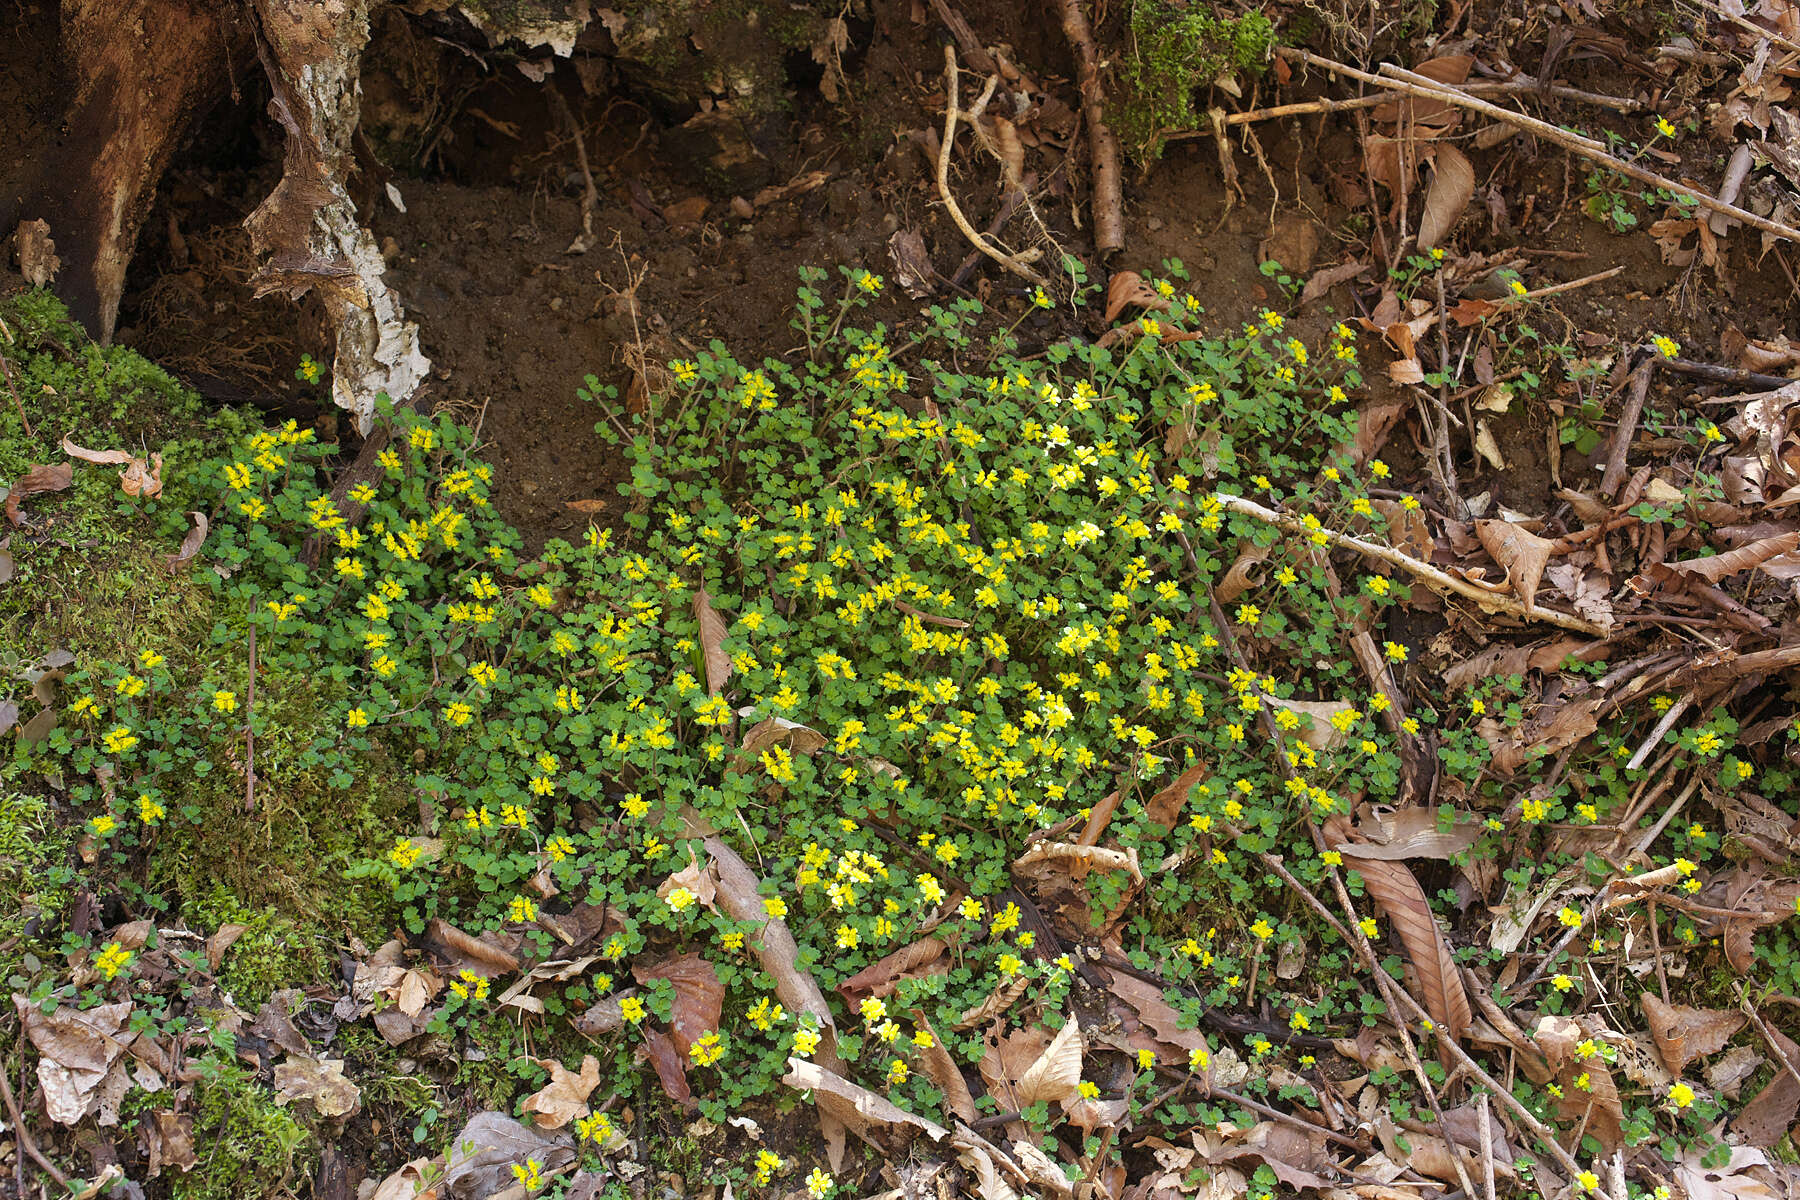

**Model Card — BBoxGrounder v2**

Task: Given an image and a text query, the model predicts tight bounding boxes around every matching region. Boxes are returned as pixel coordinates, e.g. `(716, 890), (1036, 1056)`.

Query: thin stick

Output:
(1740, 983), (1800, 1088)
(0, 1051), (70, 1188)
(1478, 1093), (1499, 1200)
(1167, 75), (1644, 139)
(1683, 0), (1800, 58)
(1627, 689), (1692, 770)
(1657, 356), (1795, 392)
(1602, 355), (1655, 499)
(245, 622), (257, 814)
(1520, 265), (1626, 300)
(1212, 492), (1610, 635)
(936, 47), (1045, 285)
(1282, 48), (1800, 245)
(1056, 0), (1125, 255)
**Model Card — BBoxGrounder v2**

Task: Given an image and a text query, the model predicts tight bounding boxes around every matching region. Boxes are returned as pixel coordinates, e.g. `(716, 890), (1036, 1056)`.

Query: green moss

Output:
(1114, 1), (1276, 161)
(0, 790), (74, 981)
(170, 1051), (314, 1200)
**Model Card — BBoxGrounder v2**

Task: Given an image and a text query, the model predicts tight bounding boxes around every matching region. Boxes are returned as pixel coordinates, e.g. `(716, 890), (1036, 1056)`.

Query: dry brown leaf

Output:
(1479, 695), (1603, 775)
(1103, 270), (1170, 324)
(1104, 969), (1210, 1065)
(632, 953), (723, 1058)
(1666, 531), (1800, 584)
(1417, 144), (1474, 249)
(5, 462), (73, 526)
(656, 849), (719, 913)
(564, 498), (608, 513)
(368, 1159), (438, 1200)
(520, 1054), (601, 1129)
(912, 1009), (976, 1122)
(1214, 542), (1271, 602)
(837, 937), (949, 1004)
(1476, 519), (1557, 610)
(423, 918), (520, 977)
(1328, 826), (1470, 1046)
(1145, 761), (1208, 830)
(641, 1029), (692, 1106)
(782, 1056), (950, 1142)
(957, 975), (1030, 1030)
(273, 1056), (361, 1118)
(1533, 1015), (1625, 1152)
(163, 512), (209, 572)
(1299, 259), (1368, 307)
(205, 923), (248, 973)
(1013, 1014), (1084, 1107)
(12, 995), (134, 1125)
(144, 1110), (198, 1177)
(1443, 638), (1589, 691)
(1735, 1026), (1800, 1147)
(1642, 994), (1745, 1075)
(1265, 696), (1354, 752)
(693, 586), (732, 695)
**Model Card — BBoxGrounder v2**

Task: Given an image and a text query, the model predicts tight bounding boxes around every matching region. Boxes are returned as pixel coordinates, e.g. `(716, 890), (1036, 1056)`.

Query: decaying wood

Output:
(0, 0), (238, 343)
(1056, 0), (1124, 256)
(246, 0), (430, 434)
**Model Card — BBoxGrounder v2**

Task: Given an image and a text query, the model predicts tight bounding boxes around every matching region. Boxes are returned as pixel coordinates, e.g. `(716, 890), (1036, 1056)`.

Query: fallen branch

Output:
(1601, 353), (1655, 499)
(1657, 356), (1796, 391)
(1212, 492), (1611, 635)
(1168, 76), (1644, 140)
(1280, 48), (1800, 246)
(1056, 0), (1125, 256)
(0, 1047), (70, 1189)
(936, 47), (1045, 286)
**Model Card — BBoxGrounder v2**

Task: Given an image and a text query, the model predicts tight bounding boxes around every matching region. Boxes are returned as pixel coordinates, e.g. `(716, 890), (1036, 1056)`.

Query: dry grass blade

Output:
(1331, 844), (1471, 1045)
(693, 586), (732, 695)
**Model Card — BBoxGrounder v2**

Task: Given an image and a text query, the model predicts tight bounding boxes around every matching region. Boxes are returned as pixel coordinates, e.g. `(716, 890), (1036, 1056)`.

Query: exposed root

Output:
(936, 47), (1046, 287)
(1056, 0), (1125, 256)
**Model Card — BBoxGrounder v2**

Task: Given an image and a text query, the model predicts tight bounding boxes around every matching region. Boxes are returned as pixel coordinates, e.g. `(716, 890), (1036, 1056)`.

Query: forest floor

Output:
(4, 1), (1800, 1200)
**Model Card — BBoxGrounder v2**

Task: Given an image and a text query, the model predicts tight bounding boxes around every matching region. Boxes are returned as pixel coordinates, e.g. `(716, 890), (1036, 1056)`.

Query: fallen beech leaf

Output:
(273, 1055), (361, 1118)
(1677, 1142), (1795, 1200)
(656, 849), (719, 913)
(694, 586), (732, 695)
(979, 1023), (1051, 1113)
(163, 511), (209, 571)
(1013, 1013), (1084, 1107)
(5, 462), (73, 526)
(1666, 531), (1800, 585)
(911, 1010), (976, 1122)
(1327, 826), (1470, 1046)
(782, 1056), (950, 1142)
(1447, 297), (1499, 326)
(632, 953), (724, 1058)
(1642, 994), (1745, 1074)
(1145, 761), (1208, 830)
(205, 923), (248, 972)
(735, 716), (828, 766)
(1264, 696), (1354, 752)
(62, 437), (164, 500)
(1214, 542), (1271, 602)
(368, 1158), (437, 1200)
(441, 1112), (576, 1199)
(1533, 1015), (1625, 1152)
(521, 1054), (601, 1129)
(957, 975), (1030, 1030)
(423, 918), (520, 976)
(1103, 270), (1170, 324)
(1417, 144), (1474, 249)
(565, 499), (608, 513)
(1734, 1026), (1800, 1147)
(1476, 519), (1556, 611)
(12, 995), (134, 1125)
(144, 1110), (198, 1176)
(837, 937), (949, 1004)
(643, 1028), (693, 1106)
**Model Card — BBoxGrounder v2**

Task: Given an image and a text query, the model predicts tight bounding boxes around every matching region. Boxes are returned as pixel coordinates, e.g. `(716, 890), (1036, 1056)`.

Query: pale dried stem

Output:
(937, 47), (1046, 286)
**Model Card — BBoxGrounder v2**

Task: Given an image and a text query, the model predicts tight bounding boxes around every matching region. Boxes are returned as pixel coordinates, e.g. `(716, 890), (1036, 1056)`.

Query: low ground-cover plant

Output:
(6, 269), (1782, 1195)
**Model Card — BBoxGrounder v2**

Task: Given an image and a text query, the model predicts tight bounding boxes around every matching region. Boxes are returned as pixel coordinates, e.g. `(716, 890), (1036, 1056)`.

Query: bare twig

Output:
(927, 0), (998, 74)
(1167, 75), (1643, 140)
(1657, 356), (1795, 391)
(1602, 354), (1655, 499)
(1212, 492), (1611, 635)
(1518, 265), (1626, 300)
(1281, 48), (1800, 245)
(1626, 689), (1692, 770)
(1683, 0), (1800, 58)
(1056, 0), (1125, 256)
(0, 1048), (70, 1188)
(547, 85), (599, 255)
(1478, 1094), (1499, 1200)
(937, 48), (1046, 285)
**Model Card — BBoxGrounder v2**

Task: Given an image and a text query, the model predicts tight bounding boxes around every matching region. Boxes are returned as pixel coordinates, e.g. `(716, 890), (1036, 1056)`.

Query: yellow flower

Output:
(1655, 116), (1677, 137)
(213, 690), (237, 712)
(1559, 906), (1583, 929)
(1669, 1081), (1696, 1108)
(1384, 641), (1408, 662)
(346, 707), (370, 729)
(102, 725), (138, 754)
(1250, 918), (1274, 940)
(509, 895), (537, 923)
(689, 1032), (724, 1066)
(94, 941), (133, 980)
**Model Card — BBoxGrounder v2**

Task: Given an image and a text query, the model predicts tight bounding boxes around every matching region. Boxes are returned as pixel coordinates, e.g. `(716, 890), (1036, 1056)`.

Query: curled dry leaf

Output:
(1327, 823), (1470, 1046)
(1641, 994), (1745, 1075)
(1733, 1025), (1800, 1147)
(1534, 1014), (1625, 1153)
(423, 917), (520, 976)
(693, 586), (732, 695)
(656, 848), (719, 913)
(521, 1054), (602, 1129)
(1476, 518), (1557, 610)
(1013, 1013), (1084, 1107)
(783, 1056), (950, 1143)
(144, 1110), (198, 1176)
(1665, 531), (1800, 585)
(5, 461), (73, 526)
(163, 511), (209, 571)
(911, 1010), (976, 1122)
(1102, 270), (1170, 324)
(957, 974), (1030, 1030)
(642, 1027), (693, 1106)
(1299, 259), (1368, 307)
(1214, 541), (1271, 602)
(837, 936), (949, 1004)
(62, 436), (163, 499)
(273, 1055), (361, 1118)
(12, 995), (135, 1125)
